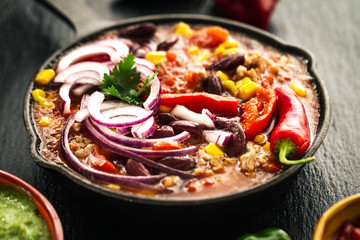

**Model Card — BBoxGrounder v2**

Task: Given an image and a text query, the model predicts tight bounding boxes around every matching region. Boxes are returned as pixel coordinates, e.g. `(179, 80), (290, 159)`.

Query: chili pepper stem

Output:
(276, 139), (315, 165)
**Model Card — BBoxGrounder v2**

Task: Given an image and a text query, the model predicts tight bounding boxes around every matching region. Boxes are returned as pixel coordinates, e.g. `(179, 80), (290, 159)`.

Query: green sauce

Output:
(0, 184), (51, 240)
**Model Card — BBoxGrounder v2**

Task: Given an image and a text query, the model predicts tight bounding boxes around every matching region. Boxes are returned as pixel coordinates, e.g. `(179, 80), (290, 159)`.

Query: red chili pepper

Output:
(270, 86), (315, 165)
(215, 0), (280, 29)
(160, 92), (239, 115)
(240, 80), (277, 136)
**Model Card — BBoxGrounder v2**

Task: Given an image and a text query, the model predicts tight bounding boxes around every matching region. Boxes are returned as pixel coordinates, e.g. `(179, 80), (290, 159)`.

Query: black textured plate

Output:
(23, 14), (331, 209)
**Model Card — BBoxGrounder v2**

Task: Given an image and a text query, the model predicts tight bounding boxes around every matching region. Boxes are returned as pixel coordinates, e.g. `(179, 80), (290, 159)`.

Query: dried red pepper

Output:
(270, 86), (315, 165)
(240, 79), (277, 136)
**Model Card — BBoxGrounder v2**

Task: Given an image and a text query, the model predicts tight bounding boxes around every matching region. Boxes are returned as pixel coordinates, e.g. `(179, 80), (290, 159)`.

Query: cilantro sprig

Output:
(100, 53), (159, 106)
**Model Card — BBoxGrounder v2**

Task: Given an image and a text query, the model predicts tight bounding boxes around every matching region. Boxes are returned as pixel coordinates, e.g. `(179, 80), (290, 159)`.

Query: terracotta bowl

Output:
(313, 193), (360, 240)
(0, 170), (63, 240)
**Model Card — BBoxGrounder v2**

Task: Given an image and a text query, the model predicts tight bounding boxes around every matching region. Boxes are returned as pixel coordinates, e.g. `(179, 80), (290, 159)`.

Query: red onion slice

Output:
(54, 62), (109, 83)
(95, 39), (129, 63)
(87, 91), (153, 128)
(60, 115), (168, 192)
(56, 45), (117, 73)
(203, 130), (232, 147)
(82, 119), (197, 181)
(171, 105), (215, 129)
(131, 117), (156, 139)
(134, 57), (156, 70)
(88, 118), (190, 148)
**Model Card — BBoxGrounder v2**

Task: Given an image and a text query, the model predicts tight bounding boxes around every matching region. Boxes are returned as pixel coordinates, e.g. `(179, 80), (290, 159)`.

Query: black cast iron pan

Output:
(24, 0), (331, 223)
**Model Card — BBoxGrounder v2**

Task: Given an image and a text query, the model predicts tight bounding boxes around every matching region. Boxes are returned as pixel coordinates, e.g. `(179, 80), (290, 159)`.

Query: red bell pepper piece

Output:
(160, 92), (239, 115)
(215, 0), (280, 29)
(270, 86), (315, 165)
(153, 140), (184, 150)
(351, 228), (360, 240)
(91, 145), (119, 174)
(240, 80), (277, 136)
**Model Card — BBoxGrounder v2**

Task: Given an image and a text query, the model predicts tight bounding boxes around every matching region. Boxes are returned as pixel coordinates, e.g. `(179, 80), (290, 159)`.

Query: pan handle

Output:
(40, 0), (115, 37)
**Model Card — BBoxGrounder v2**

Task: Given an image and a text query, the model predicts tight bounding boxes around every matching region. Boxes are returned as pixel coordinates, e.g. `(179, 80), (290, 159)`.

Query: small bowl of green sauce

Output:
(0, 170), (63, 240)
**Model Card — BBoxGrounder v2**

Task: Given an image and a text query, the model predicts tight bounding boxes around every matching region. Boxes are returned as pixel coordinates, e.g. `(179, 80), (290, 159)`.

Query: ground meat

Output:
(239, 142), (271, 172)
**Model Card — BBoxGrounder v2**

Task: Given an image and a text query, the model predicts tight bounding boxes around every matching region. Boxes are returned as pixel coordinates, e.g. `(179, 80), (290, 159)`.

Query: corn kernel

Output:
(38, 116), (53, 127)
(196, 49), (210, 62)
(158, 105), (172, 113)
(145, 51), (167, 65)
(290, 82), (307, 97)
(223, 80), (238, 95)
(213, 45), (225, 56)
(263, 142), (271, 154)
(107, 184), (121, 190)
(236, 77), (252, 89)
(254, 134), (267, 144)
(219, 39), (238, 49)
(35, 69), (55, 85)
(222, 47), (239, 57)
(205, 143), (224, 156)
(162, 176), (179, 188)
(188, 45), (199, 55)
(174, 22), (193, 37)
(238, 81), (258, 100)
(32, 89), (46, 102)
(216, 71), (230, 82)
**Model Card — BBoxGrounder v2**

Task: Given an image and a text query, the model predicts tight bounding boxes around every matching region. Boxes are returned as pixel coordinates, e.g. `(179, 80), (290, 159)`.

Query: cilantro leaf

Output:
(99, 53), (159, 106)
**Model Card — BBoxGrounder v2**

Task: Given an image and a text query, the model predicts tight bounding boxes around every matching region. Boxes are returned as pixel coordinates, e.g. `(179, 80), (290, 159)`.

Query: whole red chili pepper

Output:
(270, 86), (315, 165)
(240, 79), (277, 136)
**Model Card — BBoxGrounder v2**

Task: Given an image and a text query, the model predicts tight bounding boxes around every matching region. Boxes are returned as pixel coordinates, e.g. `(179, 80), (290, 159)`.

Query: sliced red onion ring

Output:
(203, 130), (232, 147)
(171, 105), (215, 129)
(56, 45), (117, 73)
(116, 127), (130, 135)
(95, 39), (129, 63)
(131, 117), (156, 139)
(82, 119), (197, 179)
(134, 57), (155, 70)
(60, 115), (168, 192)
(54, 62), (109, 83)
(87, 91), (153, 128)
(88, 117), (190, 148)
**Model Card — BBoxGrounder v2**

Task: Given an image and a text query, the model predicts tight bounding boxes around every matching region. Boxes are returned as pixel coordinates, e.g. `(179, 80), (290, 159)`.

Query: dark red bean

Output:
(201, 75), (223, 95)
(206, 53), (245, 72)
(152, 125), (175, 138)
(158, 113), (178, 125)
(125, 159), (151, 176)
(118, 23), (156, 41)
(158, 155), (196, 170)
(169, 120), (202, 133)
(156, 36), (178, 51)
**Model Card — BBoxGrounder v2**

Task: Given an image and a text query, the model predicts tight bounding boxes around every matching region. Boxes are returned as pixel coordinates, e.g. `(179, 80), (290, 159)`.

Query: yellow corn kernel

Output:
(32, 89), (46, 103)
(162, 176), (179, 188)
(158, 105), (172, 113)
(213, 45), (225, 56)
(254, 134), (267, 144)
(196, 49), (210, 62)
(263, 142), (271, 154)
(236, 77), (252, 89)
(219, 39), (238, 49)
(290, 82), (307, 97)
(38, 116), (53, 127)
(35, 69), (55, 85)
(107, 184), (121, 190)
(174, 22), (193, 37)
(205, 143), (224, 156)
(222, 47), (239, 57)
(223, 80), (237, 95)
(238, 81), (258, 100)
(145, 51), (167, 65)
(188, 45), (199, 55)
(216, 71), (230, 82)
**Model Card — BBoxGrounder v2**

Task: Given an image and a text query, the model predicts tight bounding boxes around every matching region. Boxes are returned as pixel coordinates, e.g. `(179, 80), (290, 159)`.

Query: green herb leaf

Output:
(99, 53), (159, 106)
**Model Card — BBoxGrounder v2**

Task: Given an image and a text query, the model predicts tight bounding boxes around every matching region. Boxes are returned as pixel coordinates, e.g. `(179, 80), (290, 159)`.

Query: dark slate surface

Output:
(1, 0), (359, 239)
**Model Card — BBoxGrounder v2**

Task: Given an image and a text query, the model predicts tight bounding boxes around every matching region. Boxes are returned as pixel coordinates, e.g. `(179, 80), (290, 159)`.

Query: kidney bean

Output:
(169, 120), (202, 133)
(118, 23), (156, 41)
(214, 116), (241, 129)
(206, 53), (245, 72)
(201, 75), (223, 95)
(158, 155), (196, 170)
(152, 125), (175, 138)
(224, 121), (246, 157)
(156, 36), (178, 51)
(158, 113), (178, 125)
(125, 159), (151, 176)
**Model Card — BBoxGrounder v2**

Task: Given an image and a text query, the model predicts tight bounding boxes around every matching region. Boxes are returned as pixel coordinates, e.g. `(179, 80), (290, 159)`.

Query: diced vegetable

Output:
(289, 82), (307, 97)
(170, 105), (215, 128)
(238, 81), (258, 100)
(38, 116), (53, 127)
(174, 22), (193, 37)
(160, 92), (240, 115)
(145, 51), (167, 65)
(32, 89), (46, 102)
(153, 140), (184, 150)
(35, 69), (55, 85)
(205, 143), (224, 156)
(223, 80), (238, 95)
(254, 134), (267, 144)
(216, 71), (230, 81)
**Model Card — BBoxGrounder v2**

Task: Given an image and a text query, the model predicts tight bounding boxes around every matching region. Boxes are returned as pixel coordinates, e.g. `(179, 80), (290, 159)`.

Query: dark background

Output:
(1, 0), (360, 239)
